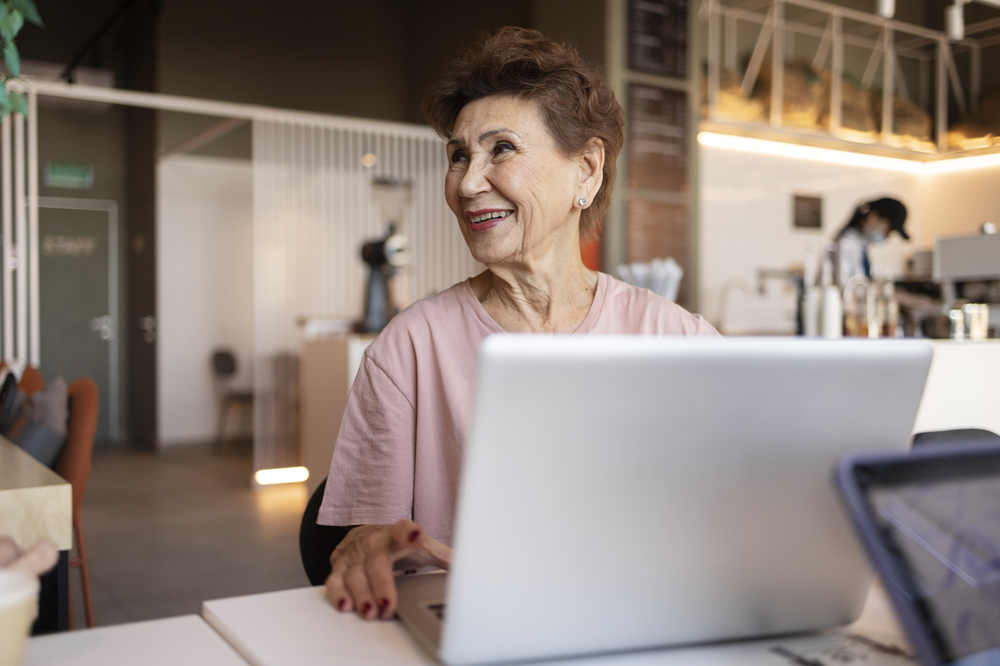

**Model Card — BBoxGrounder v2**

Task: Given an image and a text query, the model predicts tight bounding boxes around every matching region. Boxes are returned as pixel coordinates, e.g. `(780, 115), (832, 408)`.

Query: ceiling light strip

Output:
(697, 132), (1000, 175)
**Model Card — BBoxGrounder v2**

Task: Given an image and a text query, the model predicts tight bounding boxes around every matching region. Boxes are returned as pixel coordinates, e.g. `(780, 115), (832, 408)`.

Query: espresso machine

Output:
(360, 178), (412, 333)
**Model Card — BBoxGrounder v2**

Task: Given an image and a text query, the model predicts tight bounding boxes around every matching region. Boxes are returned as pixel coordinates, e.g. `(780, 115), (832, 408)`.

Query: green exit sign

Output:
(44, 162), (94, 189)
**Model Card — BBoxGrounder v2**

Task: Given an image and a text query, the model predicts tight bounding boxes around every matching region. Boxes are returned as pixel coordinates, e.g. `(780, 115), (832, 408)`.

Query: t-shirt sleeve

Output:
(317, 353), (416, 527)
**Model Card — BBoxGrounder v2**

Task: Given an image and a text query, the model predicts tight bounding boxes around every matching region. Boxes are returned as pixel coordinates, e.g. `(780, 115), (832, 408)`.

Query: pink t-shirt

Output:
(318, 272), (719, 544)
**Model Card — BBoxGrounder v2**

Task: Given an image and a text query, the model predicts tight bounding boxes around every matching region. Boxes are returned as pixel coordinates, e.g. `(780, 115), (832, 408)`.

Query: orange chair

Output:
(18, 368), (99, 629)
(56, 379), (99, 629)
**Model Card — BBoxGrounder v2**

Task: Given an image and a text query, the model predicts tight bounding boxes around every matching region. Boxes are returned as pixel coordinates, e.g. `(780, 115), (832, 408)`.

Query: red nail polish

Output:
(337, 598), (347, 612)
(408, 530), (421, 543)
(361, 602), (372, 616)
(378, 598), (389, 608)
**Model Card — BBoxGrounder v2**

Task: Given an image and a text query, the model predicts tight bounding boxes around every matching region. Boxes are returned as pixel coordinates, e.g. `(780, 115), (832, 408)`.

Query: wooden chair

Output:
(212, 349), (253, 450)
(18, 368), (99, 629)
(56, 378), (99, 629)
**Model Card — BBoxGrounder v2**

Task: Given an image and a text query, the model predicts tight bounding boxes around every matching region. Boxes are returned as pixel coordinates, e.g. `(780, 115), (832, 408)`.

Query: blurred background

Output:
(4, 0), (999, 626)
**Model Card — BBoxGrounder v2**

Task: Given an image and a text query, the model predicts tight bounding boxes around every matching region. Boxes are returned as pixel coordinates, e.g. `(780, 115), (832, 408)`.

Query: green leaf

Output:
(0, 83), (8, 108)
(0, 8), (22, 41)
(4, 40), (18, 77)
(9, 91), (26, 116)
(0, 104), (11, 121)
(0, 5), (9, 28)
(11, 0), (40, 27)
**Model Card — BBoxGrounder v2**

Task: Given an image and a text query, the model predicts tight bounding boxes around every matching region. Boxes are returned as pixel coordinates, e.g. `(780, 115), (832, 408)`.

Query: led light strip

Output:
(697, 132), (1000, 175)
(254, 466), (310, 485)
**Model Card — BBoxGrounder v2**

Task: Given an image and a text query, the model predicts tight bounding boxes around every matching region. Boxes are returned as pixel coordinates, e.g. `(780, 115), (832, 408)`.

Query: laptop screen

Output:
(868, 473), (1000, 666)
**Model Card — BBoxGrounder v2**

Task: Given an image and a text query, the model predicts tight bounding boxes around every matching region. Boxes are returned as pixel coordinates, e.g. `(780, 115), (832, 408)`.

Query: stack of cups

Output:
(0, 570), (39, 666)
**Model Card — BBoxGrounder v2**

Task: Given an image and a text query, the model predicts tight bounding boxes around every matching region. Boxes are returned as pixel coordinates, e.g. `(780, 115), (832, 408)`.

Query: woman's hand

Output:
(0, 537), (58, 576)
(325, 519), (451, 620)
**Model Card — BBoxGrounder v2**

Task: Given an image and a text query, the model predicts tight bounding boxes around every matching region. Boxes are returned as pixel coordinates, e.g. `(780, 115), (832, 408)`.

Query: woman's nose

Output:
(458, 157), (491, 198)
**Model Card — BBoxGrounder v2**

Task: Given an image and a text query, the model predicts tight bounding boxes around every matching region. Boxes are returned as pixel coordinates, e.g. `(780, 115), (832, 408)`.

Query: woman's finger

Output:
(325, 567), (354, 613)
(365, 548), (399, 619)
(387, 519), (424, 560)
(6, 541), (57, 576)
(0, 536), (20, 568)
(344, 563), (378, 621)
(420, 536), (453, 569)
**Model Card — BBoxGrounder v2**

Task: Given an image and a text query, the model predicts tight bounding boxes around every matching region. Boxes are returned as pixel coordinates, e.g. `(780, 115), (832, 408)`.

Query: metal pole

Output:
(771, 0), (784, 128)
(707, 0), (720, 120)
(831, 13), (843, 134)
(970, 43), (981, 112)
(919, 55), (929, 112)
(937, 38), (948, 152)
(725, 13), (738, 71)
(27, 89), (39, 367)
(1, 115), (11, 362)
(14, 113), (26, 365)
(881, 25), (894, 143)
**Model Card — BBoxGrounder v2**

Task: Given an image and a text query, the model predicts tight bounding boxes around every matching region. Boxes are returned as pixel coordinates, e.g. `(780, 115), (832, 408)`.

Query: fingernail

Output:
(336, 598), (347, 612)
(360, 602), (372, 616)
(378, 598), (389, 608)
(408, 530), (421, 543)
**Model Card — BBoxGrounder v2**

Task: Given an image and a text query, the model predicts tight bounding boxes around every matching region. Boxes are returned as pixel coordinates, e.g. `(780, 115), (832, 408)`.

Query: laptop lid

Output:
(839, 443), (1000, 666)
(439, 336), (932, 665)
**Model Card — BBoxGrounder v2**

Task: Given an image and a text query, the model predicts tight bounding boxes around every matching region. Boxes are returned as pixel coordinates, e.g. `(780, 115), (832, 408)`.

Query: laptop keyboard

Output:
(425, 602), (446, 620)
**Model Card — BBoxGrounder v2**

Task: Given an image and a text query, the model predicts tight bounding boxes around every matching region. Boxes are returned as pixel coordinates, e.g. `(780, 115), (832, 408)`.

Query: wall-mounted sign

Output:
(42, 235), (97, 257)
(43, 162), (94, 189)
(629, 0), (687, 79)
(628, 84), (687, 192)
(793, 195), (823, 229)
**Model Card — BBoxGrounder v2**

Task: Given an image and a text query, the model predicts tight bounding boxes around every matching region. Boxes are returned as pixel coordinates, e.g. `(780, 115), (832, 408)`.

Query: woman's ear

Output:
(577, 137), (605, 202)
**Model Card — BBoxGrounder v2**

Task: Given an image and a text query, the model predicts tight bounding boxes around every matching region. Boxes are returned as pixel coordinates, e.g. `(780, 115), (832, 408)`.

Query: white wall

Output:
(699, 144), (921, 334)
(157, 155), (254, 445)
(917, 163), (1000, 245)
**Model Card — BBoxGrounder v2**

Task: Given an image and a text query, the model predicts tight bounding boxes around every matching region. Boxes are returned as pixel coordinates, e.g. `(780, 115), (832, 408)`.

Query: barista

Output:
(834, 197), (908, 286)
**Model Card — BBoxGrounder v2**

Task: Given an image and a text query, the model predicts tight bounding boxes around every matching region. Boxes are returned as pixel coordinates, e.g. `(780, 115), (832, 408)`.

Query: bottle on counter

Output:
(821, 256), (843, 339)
(803, 254), (822, 337)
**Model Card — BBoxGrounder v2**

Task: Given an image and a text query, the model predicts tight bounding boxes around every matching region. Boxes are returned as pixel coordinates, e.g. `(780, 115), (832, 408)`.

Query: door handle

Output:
(90, 315), (114, 341)
(139, 315), (156, 344)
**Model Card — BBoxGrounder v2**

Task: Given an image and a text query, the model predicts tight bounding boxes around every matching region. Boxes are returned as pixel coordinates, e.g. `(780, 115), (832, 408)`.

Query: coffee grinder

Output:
(361, 178), (412, 333)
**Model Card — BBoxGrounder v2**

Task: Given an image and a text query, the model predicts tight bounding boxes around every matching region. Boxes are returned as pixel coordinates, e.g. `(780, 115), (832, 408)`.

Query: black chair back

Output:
(911, 428), (1000, 448)
(299, 479), (353, 586)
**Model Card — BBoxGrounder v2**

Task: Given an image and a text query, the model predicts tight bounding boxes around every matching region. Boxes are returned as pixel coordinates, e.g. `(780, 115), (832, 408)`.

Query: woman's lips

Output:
(467, 209), (511, 233)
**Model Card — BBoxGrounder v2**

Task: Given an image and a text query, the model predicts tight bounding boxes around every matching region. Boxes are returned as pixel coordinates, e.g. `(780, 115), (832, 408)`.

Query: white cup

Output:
(0, 570), (39, 666)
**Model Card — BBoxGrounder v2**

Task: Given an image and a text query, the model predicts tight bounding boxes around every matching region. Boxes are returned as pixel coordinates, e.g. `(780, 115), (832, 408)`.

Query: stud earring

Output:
(578, 198), (587, 207)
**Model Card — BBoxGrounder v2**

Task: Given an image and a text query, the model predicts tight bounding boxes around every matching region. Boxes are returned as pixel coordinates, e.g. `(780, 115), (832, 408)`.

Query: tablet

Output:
(838, 443), (1000, 666)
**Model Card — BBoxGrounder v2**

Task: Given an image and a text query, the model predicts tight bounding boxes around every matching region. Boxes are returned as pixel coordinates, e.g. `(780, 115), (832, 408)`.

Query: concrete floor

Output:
(71, 442), (311, 627)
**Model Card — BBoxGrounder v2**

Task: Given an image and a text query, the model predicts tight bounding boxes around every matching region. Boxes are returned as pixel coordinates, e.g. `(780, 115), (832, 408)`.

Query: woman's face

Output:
(445, 95), (585, 267)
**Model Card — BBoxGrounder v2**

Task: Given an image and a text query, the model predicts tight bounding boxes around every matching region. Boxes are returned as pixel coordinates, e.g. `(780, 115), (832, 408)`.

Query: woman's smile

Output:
(466, 209), (513, 233)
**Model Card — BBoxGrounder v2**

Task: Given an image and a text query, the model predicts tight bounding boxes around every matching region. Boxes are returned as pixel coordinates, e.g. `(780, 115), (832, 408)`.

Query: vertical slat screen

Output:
(0, 110), (37, 369)
(252, 116), (480, 472)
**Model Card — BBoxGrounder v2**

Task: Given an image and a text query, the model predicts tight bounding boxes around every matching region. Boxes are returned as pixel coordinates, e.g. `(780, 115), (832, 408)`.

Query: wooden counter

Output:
(0, 436), (72, 550)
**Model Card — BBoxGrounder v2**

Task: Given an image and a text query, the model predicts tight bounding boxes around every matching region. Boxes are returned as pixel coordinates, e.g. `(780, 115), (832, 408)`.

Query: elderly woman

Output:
(318, 26), (718, 621)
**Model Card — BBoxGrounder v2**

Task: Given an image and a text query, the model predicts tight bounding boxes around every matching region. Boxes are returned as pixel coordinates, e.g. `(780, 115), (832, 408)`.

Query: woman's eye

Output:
(492, 142), (514, 156)
(449, 150), (468, 164)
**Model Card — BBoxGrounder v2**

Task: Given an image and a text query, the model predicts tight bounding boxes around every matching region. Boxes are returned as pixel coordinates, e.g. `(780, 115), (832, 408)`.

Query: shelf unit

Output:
(701, 0), (1000, 158)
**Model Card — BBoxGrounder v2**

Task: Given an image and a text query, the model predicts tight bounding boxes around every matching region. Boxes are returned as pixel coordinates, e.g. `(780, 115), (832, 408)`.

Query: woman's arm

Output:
(325, 520), (451, 620)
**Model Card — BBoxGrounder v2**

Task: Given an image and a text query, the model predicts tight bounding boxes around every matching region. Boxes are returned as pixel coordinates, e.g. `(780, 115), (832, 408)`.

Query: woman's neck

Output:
(471, 250), (599, 334)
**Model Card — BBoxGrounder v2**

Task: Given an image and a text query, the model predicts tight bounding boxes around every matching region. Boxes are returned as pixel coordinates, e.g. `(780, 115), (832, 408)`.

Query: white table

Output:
(24, 615), (249, 666)
(203, 585), (916, 666)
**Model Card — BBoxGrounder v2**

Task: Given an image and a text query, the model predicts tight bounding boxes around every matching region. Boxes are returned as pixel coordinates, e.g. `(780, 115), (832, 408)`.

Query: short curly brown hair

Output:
(421, 26), (624, 241)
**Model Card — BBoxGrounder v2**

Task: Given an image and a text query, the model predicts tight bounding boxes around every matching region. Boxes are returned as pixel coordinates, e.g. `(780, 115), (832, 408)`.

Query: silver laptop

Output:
(396, 336), (933, 665)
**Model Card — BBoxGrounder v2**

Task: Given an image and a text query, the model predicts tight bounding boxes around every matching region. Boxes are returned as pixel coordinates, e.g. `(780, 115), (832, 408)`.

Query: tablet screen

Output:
(870, 476), (1000, 666)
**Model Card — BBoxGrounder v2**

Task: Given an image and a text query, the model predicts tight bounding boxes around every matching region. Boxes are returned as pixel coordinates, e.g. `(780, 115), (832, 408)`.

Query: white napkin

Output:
(617, 258), (684, 302)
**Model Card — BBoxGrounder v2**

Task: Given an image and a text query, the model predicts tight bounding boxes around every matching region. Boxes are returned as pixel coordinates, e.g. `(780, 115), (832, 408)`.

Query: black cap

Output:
(860, 198), (909, 240)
